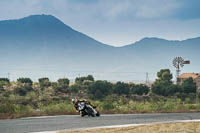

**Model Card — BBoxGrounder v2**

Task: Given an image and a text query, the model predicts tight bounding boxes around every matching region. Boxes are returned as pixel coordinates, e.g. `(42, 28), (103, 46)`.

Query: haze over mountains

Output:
(0, 15), (199, 81)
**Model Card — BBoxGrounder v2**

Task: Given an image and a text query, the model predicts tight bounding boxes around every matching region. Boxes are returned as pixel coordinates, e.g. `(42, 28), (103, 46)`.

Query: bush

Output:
(55, 86), (68, 93)
(54, 78), (70, 93)
(182, 77), (197, 94)
(17, 78), (33, 85)
(0, 78), (10, 92)
(131, 84), (150, 95)
(57, 78), (70, 87)
(14, 85), (33, 96)
(100, 96), (116, 110)
(88, 80), (113, 100)
(75, 75), (94, 83)
(14, 87), (26, 96)
(113, 82), (130, 95)
(69, 84), (81, 93)
(0, 78), (10, 83)
(152, 69), (178, 96)
(0, 103), (20, 114)
(38, 78), (51, 89)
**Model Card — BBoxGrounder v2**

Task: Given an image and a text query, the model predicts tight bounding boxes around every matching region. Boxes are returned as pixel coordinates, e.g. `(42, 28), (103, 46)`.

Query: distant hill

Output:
(0, 15), (199, 81)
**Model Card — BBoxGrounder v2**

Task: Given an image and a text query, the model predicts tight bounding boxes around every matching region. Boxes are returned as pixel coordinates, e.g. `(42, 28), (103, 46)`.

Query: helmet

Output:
(72, 99), (75, 104)
(72, 98), (78, 104)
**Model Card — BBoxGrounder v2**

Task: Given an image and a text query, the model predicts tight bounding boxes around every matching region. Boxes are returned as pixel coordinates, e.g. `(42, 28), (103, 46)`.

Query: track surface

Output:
(1, 113), (200, 133)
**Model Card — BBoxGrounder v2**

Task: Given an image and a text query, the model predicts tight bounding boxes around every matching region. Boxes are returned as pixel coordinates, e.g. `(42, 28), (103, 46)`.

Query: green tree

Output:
(55, 78), (70, 93)
(17, 78), (33, 85)
(16, 78), (33, 95)
(57, 78), (70, 87)
(181, 77), (196, 94)
(69, 84), (81, 93)
(0, 78), (10, 83)
(152, 69), (179, 96)
(157, 69), (173, 82)
(88, 80), (113, 99)
(0, 78), (10, 92)
(152, 81), (180, 96)
(113, 81), (130, 95)
(75, 75), (94, 83)
(38, 78), (51, 89)
(131, 84), (150, 95)
(14, 85), (33, 96)
(14, 87), (26, 96)
(87, 75), (94, 81)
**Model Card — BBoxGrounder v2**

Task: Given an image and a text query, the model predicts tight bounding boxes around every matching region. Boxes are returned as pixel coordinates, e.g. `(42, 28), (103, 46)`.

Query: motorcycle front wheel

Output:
(96, 111), (100, 117)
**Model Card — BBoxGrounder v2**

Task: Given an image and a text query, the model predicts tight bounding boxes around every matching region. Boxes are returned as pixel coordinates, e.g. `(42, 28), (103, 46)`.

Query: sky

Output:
(0, 0), (200, 46)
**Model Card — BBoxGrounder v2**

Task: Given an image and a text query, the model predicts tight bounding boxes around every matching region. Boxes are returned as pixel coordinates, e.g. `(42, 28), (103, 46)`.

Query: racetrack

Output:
(1, 113), (200, 133)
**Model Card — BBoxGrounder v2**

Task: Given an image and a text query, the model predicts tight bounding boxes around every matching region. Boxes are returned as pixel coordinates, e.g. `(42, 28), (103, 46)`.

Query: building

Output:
(177, 73), (200, 90)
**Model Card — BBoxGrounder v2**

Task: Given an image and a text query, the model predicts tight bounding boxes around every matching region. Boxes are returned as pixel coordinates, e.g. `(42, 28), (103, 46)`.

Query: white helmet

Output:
(72, 99), (75, 103)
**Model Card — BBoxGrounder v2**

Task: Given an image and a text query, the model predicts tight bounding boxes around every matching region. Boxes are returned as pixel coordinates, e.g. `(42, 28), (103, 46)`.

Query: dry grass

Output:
(58, 122), (200, 133)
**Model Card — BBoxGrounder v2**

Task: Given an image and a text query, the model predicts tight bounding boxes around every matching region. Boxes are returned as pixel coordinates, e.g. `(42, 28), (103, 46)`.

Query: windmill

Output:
(173, 57), (190, 82)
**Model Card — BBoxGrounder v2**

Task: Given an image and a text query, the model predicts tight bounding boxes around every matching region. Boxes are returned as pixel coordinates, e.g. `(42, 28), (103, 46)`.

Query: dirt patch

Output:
(58, 122), (200, 133)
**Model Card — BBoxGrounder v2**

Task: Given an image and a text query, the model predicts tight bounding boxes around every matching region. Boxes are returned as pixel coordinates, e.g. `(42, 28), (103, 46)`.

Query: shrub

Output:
(88, 80), (113, 100)
(0, 78), (10, 83)
(38, 78), (51, 89)
(69, 84), (81, 93)
(113, 82), (130, 95)
(14, 85), (33, 96)
(152, 69), (178, 96)
(57, 78), (70, 87)
(0, 78), (10, 91)
(181, 77), (197, 94)
(55, 78), (70, 93)
(131, 84), (150, 95)
(0, 103), (20, 114)
(17, 78), (33, 85)
(75, 75), (94, 83)
(100, 96), (115, 110)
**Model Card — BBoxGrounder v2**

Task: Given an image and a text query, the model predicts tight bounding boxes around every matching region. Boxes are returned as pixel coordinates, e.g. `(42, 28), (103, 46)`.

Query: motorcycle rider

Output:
(72, 97), (100, 117)
(72, 98), (94, 112)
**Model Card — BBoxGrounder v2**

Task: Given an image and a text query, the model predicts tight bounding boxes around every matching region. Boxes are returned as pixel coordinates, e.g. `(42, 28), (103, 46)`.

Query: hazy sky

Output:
(0, 0), (200, 46)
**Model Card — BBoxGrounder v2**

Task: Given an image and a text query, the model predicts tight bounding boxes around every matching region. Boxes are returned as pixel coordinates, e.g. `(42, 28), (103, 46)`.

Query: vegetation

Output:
(152, 69), (176, 96)
(17, 77), (33, 85)
(88, 80), (113, 99)
(39, 77), (51, 89)
(0, 68), (199, 119)
(0, 78), (10, 92)
(182, 77), (196, 94)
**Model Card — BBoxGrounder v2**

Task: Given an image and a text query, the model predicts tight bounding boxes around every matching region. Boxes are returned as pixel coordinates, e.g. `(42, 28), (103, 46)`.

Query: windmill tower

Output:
(173, 57), (190, 83)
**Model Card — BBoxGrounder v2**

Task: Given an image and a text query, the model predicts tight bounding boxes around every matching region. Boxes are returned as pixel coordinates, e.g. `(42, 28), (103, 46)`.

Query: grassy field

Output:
(58, 122), (200, 133)
(1, 95), (200, 119)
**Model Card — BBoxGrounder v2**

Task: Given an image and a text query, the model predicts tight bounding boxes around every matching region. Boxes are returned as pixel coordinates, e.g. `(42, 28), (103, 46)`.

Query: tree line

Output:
(0, 69), (198, 100)
(0, 75), (150, 99)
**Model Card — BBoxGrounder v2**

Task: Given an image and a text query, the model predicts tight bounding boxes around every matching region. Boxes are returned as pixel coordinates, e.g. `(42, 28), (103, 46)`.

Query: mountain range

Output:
(0, 14), (199, 81)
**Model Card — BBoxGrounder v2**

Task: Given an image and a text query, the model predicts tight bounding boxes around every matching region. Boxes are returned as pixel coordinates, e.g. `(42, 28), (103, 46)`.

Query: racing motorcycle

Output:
(77, 101), (100, 117)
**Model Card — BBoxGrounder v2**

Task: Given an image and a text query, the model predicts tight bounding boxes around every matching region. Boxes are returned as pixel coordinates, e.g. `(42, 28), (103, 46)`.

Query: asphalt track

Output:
(1, 113), (200, 133)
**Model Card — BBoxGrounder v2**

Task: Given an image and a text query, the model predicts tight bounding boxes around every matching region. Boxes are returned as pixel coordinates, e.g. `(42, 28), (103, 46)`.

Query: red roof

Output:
(179, 73), (199, 79)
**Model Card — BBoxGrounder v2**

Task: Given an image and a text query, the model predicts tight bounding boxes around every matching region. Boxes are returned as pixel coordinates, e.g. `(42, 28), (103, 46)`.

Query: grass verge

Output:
(58, 122), (200, 133)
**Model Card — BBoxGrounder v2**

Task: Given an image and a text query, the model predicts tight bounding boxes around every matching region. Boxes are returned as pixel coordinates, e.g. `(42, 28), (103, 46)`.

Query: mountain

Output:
(120, 37), (200, 80)
(0, 15), (115, 77)
(0, 14), (199, 81)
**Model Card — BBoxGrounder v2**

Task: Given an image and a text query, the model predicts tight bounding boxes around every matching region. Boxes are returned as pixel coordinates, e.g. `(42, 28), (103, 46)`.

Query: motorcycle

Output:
(77, 101), (100, 117)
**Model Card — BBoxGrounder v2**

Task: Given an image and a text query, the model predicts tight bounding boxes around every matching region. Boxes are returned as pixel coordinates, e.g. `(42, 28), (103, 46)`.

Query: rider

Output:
(72, 98), (93, 111)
